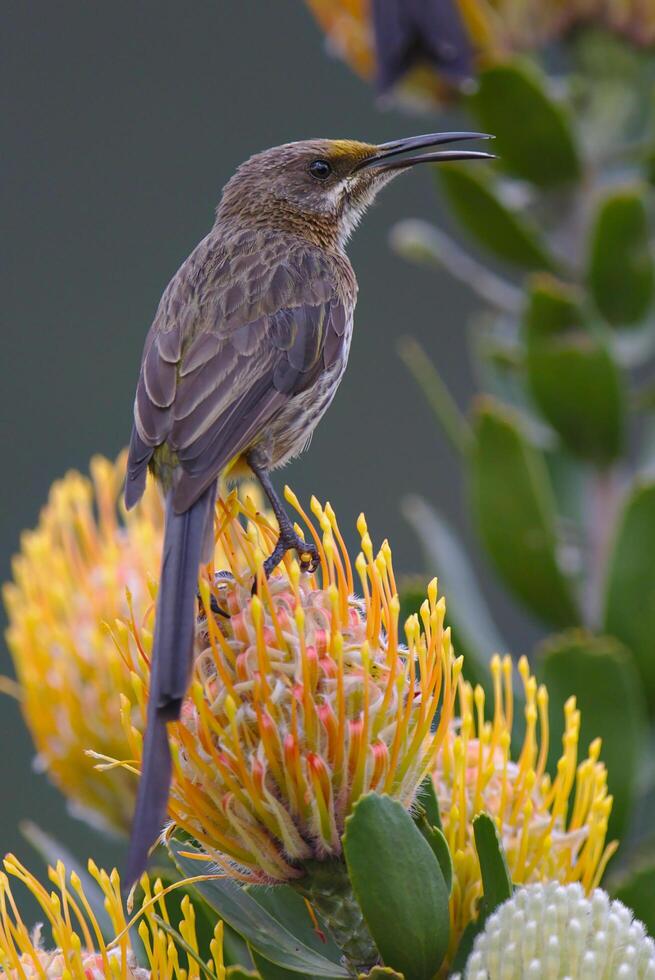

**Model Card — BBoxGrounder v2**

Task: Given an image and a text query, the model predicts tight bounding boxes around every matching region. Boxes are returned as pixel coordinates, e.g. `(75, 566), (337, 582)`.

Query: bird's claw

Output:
(298, 545), (320, 574)
(252, 532), (320, 593)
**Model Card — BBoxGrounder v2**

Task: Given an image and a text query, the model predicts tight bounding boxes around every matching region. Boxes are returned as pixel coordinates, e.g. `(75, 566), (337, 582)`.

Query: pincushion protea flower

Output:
(0, 854), (226, 979)
(2, 454), (267, 835)
(112, 489), (462, 884)
(434, 655), (617, 963)
(304, 0), (655, 107)
(455, 881), (655, 979)
(2, 453), (163, 833)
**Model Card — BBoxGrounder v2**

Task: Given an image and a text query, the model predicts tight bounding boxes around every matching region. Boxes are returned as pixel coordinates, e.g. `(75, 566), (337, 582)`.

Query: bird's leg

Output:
(246, 452), (320, 578)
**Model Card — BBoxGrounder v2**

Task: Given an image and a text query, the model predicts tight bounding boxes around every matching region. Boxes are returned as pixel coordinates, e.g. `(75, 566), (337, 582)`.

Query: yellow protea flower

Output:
(112, 490), (462, 884)
(433, 654), (617, 964)
(304, 0), (655, 106)
(3, 453), (163, 834)
(2, 454), (267, 836)
(0, 854), (226, 979)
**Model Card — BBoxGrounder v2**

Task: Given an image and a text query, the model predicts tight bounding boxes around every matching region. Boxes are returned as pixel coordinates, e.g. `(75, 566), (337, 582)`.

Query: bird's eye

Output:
(309, 159), (332, 180)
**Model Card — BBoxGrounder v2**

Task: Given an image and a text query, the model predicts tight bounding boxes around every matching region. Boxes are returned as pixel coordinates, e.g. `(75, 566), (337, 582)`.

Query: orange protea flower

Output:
(434, 654), (617, 964)
(304, 0), (655, 107)
(0, 855), (226, 979)
(112, 490), (462, 884)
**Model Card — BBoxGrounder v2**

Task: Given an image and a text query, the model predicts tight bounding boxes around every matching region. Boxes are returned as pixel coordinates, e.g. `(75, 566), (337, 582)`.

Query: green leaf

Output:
(613, 861), (655, 933)
(470, 398), (579, 627)
(343, 794), (449, 979)
(537, 631), (647, 839)
(250, 949), (308, 980)
(588, 186), (655, 326)
(451, 815), (513, 972)
(412, 780), (452, 893)
(450, 918), (485, 975)
(604, 480), (655, 711)
(403, 495), (509, 692)
(524, 276), (625, 463)
(437, 164), (555, 270)
(418, 824), (453, 897)
(471, 60), (581, 186)
(415, 775), (443, 831)
(472, 813), (513, 913)
(247, 885), (342, 970)
(169, 840), (349, 977)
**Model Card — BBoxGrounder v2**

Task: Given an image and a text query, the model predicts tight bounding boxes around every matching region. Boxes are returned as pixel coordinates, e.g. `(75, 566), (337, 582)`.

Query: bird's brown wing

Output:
(125, 294), (349, 513)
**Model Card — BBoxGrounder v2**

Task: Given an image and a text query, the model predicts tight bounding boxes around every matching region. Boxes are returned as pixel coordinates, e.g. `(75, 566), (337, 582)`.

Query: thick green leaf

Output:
(588, 187), (655, 326)
(247, 885), (342, 969)
(437, 164), (554, 269)
(343, 794), (449, 979)
(416, 775), (443, 831)
(604, 480), (655, 710)
(250, 949), (308, 980)
(472, 813), (513, 913)
(471, 61), (581, 186)
(538, 631), (646, 839)
(524, 276), (625, 463)
(451, 815), (512, 972)
(412, 781), (452, 893)
(403, 495), (509, 692)
(470, 398), (579, 627)
(450, 917), (486, 975)
(169, 840), (348, 977)
(419, 824), (453, 897)
(613, 862), (655, 933)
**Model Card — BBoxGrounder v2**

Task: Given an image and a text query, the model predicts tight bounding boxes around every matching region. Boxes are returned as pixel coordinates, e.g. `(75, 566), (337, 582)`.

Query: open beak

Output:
(354, 131), (495, 172)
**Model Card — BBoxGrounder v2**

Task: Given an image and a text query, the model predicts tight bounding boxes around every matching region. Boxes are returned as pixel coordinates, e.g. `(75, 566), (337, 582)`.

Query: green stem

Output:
(293, 859), (379, 975)
(398, 336), (472, 456)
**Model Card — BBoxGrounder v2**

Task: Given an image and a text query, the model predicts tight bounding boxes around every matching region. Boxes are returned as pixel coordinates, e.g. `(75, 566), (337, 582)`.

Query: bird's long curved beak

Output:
(355, 131), (495, 172)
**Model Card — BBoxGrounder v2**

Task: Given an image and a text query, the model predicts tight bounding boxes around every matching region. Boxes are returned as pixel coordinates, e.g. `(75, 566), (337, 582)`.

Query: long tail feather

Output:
(125, 481), (216, 887)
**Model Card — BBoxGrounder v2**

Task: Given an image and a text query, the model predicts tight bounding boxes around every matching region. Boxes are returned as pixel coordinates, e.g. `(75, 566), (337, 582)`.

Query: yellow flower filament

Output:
(434, 654), (617, 966)
(0, 856), (225, 979)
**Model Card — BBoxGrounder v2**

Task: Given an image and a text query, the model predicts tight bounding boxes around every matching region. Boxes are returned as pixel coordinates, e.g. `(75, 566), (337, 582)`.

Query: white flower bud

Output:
(454, 882), (655, 980)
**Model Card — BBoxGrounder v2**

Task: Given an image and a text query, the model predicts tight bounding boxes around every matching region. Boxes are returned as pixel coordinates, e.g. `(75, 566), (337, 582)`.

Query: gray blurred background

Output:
(0, 2), (530, 876)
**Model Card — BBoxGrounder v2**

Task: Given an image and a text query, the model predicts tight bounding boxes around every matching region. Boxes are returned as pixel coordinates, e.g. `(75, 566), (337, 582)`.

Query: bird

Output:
(124, 131), (494, 885)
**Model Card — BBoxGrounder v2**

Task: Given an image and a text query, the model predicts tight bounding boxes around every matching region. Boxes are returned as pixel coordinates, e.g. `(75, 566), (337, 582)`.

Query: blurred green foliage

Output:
(396, 33), (655, 924)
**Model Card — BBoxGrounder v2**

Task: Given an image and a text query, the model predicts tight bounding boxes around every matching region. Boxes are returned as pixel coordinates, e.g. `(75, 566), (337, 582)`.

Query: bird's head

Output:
(216, 133), (494, 247)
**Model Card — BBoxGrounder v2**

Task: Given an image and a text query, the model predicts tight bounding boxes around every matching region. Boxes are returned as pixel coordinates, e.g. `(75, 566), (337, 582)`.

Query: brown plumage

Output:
(124, 132), (494, 885)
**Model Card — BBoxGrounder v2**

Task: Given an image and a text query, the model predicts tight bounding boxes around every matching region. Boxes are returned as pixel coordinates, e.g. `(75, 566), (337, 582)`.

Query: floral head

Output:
(455, 881), (655, 979)
(434, 655), (616, 962)
(114, 489), (462, 883)
(2, 454), (267, 835)
(3, 454), (163, 833)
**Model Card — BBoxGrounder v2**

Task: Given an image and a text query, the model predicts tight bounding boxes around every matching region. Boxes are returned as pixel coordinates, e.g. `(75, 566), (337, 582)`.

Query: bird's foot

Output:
(198, 570), (233, 618)
(253, 528), (320, 592)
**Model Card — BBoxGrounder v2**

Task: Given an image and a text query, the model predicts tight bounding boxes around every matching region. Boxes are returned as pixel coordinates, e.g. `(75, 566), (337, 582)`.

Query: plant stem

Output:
(398, 336), (472, 456)
(293, 859), (379, 975)
(390, 220), (523, 315)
